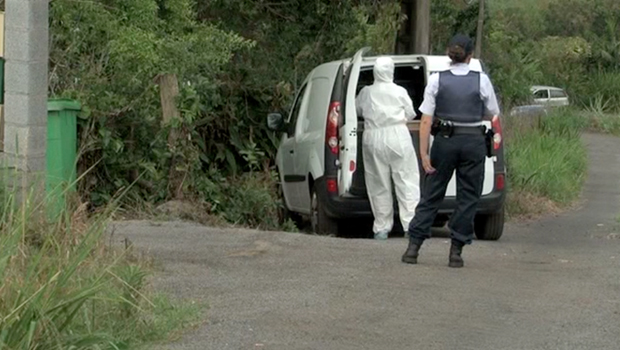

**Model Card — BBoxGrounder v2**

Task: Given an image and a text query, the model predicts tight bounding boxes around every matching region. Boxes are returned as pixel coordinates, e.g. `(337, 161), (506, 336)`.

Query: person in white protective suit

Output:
(355, 57), (421, 240)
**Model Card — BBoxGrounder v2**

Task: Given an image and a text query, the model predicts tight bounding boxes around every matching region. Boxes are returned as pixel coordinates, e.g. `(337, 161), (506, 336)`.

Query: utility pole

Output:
(4, 0), (49, 174)
(395, 0), (431, 55)
(475, 0), (485, 58)
(413, 0), (430, 54)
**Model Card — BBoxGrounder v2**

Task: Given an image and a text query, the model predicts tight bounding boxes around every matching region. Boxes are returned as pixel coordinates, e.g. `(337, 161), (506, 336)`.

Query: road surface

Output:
(114, 133), (620, 350)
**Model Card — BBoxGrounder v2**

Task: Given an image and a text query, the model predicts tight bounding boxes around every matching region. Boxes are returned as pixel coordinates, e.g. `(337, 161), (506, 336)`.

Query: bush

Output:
(49, 0), (253, 206)
(220, 173), (280, 230)
(198, 171), (298, 232)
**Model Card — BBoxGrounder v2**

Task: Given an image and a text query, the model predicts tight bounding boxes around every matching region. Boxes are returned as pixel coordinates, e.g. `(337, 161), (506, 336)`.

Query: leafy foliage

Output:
(49, 0), (403, 213)
(50, 0), (253, 206)
(484, 0), (620, 109)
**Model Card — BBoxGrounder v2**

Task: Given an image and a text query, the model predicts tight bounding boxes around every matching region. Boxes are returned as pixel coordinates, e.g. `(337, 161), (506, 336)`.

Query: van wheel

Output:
(311, 186), (339, 236)
(474, 207), (505, 241)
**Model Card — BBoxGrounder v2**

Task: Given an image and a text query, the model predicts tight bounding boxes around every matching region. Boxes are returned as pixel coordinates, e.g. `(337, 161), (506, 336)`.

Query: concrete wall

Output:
(3, 0), (49, 173)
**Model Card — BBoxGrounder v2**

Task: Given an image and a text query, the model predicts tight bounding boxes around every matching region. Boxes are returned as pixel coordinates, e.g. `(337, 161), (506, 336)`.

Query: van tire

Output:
(311, 185), (339, 236)
(474, 207), (505, 241)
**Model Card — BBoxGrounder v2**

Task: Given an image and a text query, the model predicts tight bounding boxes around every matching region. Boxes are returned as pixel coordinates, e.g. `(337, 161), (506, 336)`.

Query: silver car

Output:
(531, 85), (570, 107)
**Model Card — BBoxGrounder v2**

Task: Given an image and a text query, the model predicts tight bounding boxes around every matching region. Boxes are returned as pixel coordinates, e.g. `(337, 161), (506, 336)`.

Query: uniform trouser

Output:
(363, 124), (420, 234)
(408, 133), (486, 245)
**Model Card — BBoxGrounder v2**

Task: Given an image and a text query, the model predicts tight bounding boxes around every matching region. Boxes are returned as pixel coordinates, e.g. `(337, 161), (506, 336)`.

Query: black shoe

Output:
(402, 241), (421, 264)
(448, 242), (464, 268)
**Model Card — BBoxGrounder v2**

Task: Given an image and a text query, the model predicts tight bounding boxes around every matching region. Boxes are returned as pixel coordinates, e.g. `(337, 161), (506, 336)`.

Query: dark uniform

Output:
(402, 35), (500, 268)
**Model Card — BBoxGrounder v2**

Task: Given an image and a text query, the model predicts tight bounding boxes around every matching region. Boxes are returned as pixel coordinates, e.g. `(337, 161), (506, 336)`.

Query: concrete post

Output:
(4, 0), (49, 173)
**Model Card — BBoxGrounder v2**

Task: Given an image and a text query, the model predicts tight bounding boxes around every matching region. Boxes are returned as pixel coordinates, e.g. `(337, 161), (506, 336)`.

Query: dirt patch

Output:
(507, 191), (565, 221)
(115, 200), (227, 227)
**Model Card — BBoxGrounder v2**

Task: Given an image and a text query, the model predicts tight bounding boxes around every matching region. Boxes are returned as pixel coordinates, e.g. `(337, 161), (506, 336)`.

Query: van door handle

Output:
(289, 150), (294, 154)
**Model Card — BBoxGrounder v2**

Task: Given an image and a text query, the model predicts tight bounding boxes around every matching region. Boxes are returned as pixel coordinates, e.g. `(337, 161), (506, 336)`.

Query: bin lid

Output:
(47, 99), (82, 112)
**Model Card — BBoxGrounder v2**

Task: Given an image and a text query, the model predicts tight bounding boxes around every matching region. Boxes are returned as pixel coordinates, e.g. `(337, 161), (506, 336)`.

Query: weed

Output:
(219, 172), (287, 231)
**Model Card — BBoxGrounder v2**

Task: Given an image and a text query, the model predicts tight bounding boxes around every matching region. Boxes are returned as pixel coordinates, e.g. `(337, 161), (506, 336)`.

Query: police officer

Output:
(401, 34), (500, 268)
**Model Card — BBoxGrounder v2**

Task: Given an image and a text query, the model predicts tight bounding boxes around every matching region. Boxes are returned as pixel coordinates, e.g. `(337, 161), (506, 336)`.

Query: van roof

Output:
(316, 54), (484, 76)
(361, 54), (483, 73)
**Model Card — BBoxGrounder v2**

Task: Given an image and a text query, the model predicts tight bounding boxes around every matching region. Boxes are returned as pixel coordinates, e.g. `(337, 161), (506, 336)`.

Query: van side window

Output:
(288, 83), (308, 136)
(302, 77), (330, 134)
(534, 89), (549, 99)
(550, 89), (567, 98)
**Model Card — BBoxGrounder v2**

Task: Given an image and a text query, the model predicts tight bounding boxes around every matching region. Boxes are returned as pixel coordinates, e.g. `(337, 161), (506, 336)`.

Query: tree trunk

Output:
(155, 73), (185, 200)
(475, 0), (485, 58)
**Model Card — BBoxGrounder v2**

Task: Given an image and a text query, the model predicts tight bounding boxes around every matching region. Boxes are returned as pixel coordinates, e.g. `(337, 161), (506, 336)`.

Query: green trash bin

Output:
(46, 99), (80, 219)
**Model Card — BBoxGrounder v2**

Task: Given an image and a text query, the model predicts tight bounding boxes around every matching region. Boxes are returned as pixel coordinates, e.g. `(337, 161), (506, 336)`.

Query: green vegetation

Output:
(486, 0), (620, 110)
(44, 0), (619, 222)
(47, 0), (405, 229)
(7, 1), (617, 348)
(4, 1), (616, 346)
(0, 188), (201, 349)
(198, 171), (298, 231)
(505, 109), (588, 216)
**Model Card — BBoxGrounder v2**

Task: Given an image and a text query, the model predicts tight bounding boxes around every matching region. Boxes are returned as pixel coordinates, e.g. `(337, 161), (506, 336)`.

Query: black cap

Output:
(448, 34), (474, 55)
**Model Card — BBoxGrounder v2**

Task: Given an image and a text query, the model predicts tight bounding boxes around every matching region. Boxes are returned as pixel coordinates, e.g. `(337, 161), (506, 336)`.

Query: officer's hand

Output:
(422, 155), (436, 174)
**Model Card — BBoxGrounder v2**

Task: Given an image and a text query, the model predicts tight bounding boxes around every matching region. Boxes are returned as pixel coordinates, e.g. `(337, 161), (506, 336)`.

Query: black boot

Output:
(401, 241), (421, 264)
(448, 241), (464, 268)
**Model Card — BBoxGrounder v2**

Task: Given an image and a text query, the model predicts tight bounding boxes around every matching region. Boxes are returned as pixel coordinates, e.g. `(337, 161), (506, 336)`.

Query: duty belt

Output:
(452, 125), (485, 135)
(432, 119), (485, 138)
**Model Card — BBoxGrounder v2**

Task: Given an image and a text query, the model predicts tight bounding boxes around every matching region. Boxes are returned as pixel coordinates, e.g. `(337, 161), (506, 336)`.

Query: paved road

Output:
(114, 133), (620, 350)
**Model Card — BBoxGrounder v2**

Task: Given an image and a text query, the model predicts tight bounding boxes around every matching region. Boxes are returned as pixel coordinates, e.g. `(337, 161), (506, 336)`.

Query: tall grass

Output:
(505, 108), (588, 215)
(577, 71), (620, 113)
(0, 182), (199, 349)
(582, 93), (620, 135)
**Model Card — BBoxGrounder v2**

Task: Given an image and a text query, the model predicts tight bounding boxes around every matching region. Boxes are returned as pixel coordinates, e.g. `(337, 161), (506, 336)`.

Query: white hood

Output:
(355, 56), (414, 130)
(373, 57), (395, 83)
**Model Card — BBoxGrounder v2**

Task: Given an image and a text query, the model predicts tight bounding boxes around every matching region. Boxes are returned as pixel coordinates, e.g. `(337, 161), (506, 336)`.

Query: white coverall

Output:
(355, 57), (421, 237)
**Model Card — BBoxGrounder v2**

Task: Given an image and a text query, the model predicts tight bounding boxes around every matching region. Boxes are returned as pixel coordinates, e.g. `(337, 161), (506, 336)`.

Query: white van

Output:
(268, 48), (506, 240)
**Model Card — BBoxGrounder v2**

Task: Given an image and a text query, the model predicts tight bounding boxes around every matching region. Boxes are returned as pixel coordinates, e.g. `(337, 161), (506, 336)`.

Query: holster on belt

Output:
(431, 119), (454, 138)
(484, 127), (496, 158)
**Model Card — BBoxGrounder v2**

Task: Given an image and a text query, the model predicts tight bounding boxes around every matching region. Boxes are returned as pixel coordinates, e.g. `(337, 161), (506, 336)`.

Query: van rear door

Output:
(339, 47), (369, 194)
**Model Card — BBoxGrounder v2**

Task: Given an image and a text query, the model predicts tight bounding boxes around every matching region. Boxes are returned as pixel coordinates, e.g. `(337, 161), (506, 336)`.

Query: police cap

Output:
(448, 34), (474, 55)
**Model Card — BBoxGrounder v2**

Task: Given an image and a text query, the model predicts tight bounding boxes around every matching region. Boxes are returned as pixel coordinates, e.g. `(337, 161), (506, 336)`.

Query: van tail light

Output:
(326, 178), (338, 193)
(495, 174), (505, 190)
(326, 101), (341, 155)
(492, 115), (502, 150)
